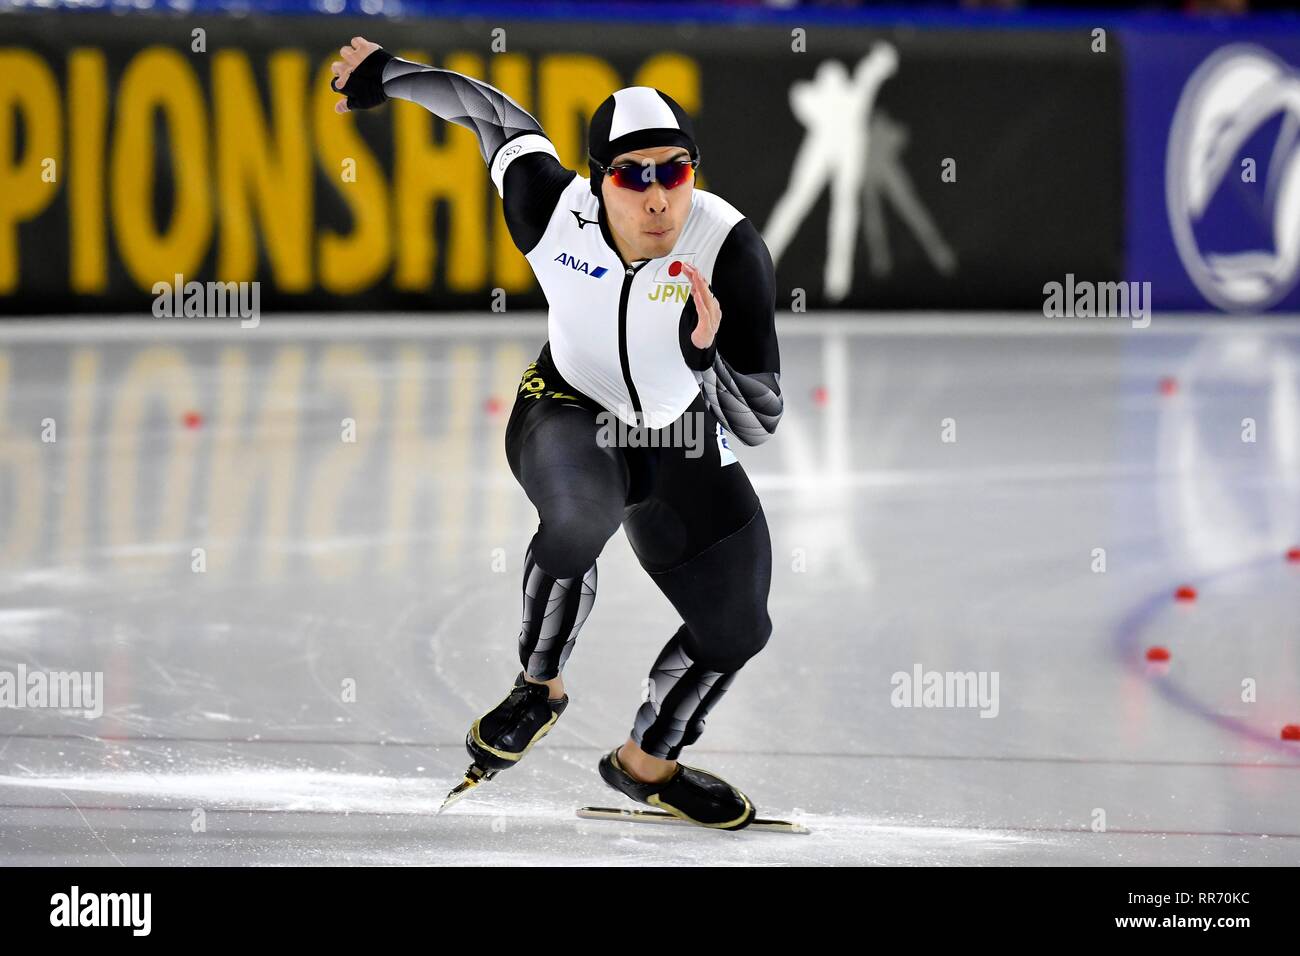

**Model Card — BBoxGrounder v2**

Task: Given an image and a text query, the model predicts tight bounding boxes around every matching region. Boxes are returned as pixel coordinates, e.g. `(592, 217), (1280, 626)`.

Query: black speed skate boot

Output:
(597, 747), (756, 831)
(440, 671), (568, 810)
(468, 670), (569, 770)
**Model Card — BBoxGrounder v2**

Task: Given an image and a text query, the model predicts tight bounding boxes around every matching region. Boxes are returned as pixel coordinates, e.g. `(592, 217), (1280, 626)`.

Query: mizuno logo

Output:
(554, 252), (608, 278)
(572, 211), (599, 229)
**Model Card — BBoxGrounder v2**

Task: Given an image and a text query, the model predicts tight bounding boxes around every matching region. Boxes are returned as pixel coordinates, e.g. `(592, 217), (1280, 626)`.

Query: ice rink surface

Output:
(1, 313), (1297, 866)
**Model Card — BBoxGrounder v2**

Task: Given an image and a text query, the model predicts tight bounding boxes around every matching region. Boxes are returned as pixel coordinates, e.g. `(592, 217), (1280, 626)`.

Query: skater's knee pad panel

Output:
(643, 509), (773, 669)
(532, 494), (622, 577)
(687, 610), (772, 673)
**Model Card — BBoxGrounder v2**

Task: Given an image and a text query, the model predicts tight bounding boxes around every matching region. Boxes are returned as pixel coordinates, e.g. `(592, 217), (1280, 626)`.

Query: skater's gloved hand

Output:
(682, 263), (721, 350)
(330, 37), (393, 114)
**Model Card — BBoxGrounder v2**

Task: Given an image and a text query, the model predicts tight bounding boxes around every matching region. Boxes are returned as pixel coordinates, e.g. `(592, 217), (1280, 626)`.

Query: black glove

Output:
(331, 48), (395, 111)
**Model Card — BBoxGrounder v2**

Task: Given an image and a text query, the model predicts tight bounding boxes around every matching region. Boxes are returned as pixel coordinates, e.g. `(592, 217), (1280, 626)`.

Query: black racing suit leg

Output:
(620, 394), (774, 760)
(504, 343), (629, 680)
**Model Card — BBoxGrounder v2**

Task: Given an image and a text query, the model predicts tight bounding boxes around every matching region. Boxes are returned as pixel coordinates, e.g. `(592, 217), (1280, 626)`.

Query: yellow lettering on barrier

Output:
(69, 50), (109, 293)
(4, 46), (705, 302)
(539, 54), (619, 170)
(393, 51), (486, 293)
(314, 59), (391, 294)
(633, 52), (699, 113)
(214, 50), (312, 289)
(0, 50), (62, 294)
(111, 48), (211, 290)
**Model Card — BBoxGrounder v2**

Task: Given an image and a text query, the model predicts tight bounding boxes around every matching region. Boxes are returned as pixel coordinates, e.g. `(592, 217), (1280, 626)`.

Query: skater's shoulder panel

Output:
(498, 140), (579, 256)
(687, 188), (746, 231)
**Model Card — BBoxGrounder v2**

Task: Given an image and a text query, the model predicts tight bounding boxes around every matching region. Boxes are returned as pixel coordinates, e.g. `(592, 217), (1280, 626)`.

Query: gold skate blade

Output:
(438, 764), (495, 813)
(575, 806), (810, 834)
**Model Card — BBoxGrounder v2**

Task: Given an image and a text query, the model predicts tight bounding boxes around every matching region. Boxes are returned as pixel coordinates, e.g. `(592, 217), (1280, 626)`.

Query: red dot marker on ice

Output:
(1174, 585), (1197, 602)
(1145, 646), (1170, 662)
(812, 386), (828, 406)
(1159, 377), (1178, 396)
(1281, 725), (1300, 741)
(484, 396), (502, 415)
(1287, 547), (1300, 563)
(182, 411), (203, 429)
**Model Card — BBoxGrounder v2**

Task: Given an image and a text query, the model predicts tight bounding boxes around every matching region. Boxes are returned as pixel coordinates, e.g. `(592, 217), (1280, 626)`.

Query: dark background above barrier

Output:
(1, 13), (1123, 314)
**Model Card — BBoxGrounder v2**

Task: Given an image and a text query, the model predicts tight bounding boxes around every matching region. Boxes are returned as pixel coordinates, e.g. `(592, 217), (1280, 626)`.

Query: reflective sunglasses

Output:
(592, 155), (700, 192)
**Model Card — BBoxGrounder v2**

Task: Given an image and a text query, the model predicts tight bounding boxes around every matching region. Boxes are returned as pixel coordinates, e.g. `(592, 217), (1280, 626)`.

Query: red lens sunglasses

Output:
(592, 154), (700, 192)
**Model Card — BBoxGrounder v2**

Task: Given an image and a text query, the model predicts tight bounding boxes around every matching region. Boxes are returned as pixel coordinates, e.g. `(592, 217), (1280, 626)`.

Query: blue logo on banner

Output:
(1124, 28), (1300, 312)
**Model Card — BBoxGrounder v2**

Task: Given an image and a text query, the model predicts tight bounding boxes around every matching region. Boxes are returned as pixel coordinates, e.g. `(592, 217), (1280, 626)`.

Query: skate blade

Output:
(438, 765), (495, 812)
(575, 806), (810, 834)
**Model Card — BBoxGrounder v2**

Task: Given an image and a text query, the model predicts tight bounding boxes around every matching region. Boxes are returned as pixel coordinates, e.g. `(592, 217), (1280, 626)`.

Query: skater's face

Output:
(601, 146), (694, 263)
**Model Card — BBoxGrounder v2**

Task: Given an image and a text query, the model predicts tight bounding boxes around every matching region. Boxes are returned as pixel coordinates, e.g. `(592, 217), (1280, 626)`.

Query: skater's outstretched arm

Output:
(679, 218), (783, 446)
(330, 36), (575, 254)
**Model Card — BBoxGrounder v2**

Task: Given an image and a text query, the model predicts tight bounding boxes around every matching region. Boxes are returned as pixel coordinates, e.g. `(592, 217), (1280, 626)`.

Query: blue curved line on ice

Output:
(1113, 554), (1300, 760)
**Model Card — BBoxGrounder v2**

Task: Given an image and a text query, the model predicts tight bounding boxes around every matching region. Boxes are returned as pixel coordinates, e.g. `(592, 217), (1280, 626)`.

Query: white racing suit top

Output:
(380, 59), (783, 444)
